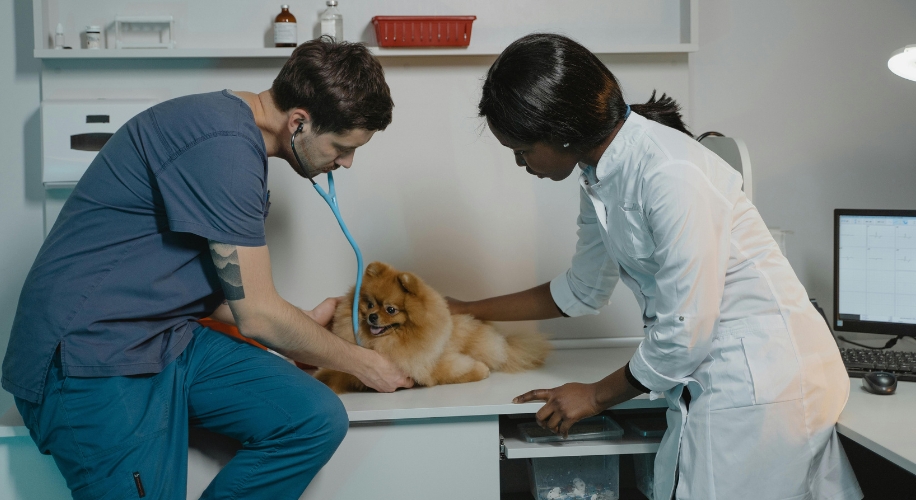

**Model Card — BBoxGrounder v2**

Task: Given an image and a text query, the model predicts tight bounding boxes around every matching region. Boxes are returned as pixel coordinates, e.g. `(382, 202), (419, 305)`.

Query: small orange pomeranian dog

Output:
(314, 262), (552, 394)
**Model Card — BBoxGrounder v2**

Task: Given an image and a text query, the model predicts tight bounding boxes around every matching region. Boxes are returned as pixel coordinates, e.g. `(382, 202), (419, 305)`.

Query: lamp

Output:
(888, 45), (916, 81)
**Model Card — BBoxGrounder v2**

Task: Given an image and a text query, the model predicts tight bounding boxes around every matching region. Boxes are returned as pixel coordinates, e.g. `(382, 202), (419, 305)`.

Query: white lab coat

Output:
(550, 112), (862, 500)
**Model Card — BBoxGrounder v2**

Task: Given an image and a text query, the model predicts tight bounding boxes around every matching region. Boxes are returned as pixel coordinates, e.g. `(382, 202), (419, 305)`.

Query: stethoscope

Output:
(291, 123), (365, 347)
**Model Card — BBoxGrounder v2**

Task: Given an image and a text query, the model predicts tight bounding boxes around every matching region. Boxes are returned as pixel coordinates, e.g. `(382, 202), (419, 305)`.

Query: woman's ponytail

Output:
(630, 91), (692, 137)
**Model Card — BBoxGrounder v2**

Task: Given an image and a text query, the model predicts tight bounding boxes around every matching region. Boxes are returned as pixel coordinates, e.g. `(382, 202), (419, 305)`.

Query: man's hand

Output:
(352, 349), (414, 393)
(514, 383), (604, 439)
(303, 297), (339, 328)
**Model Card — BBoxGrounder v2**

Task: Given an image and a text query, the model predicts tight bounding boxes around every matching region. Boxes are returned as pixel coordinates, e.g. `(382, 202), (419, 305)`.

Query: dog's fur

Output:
(314, 262), (552, 394)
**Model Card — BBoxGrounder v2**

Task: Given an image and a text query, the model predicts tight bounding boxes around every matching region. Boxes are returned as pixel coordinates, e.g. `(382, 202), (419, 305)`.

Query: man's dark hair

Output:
(271, 36), (393, 134)
(479, 33), (691, 151)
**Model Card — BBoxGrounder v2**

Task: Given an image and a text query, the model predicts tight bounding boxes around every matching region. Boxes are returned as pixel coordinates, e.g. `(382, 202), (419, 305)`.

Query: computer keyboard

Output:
(840, 347), (916, 382)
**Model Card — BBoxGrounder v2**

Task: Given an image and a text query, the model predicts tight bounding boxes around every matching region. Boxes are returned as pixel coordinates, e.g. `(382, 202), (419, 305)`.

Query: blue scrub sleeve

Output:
(157, 135), (267, 246)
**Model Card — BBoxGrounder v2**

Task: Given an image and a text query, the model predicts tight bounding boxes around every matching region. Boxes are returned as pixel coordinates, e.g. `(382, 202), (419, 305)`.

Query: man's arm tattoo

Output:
(209, 241), (245, 300)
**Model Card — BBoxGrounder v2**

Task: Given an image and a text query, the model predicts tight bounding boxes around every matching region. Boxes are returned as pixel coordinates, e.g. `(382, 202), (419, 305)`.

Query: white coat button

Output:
(678, 316), (684, 321)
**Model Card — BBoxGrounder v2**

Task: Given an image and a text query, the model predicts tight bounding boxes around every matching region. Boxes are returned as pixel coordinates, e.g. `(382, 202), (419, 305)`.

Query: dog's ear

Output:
(398, 272), (420, 295)
(365, 262), (388, 277)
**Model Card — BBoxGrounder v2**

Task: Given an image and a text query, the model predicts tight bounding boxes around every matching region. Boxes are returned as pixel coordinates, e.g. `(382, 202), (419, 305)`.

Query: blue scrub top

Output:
(3, 90), (269, 404)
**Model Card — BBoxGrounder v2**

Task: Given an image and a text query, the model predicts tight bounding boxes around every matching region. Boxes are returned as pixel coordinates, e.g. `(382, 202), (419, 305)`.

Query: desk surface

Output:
(339, 347), (665, 422)
(3, 347), (915, 477)
(837, 379), (916, 475)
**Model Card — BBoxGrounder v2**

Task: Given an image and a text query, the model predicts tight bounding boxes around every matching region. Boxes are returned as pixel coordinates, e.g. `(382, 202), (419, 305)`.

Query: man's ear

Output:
(288, 108), (312, 135)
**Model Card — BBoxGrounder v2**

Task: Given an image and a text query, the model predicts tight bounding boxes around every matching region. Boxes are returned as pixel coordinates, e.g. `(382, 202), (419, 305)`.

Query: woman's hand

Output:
(514, 367), (645, 438)
(514, 383), (604, 438)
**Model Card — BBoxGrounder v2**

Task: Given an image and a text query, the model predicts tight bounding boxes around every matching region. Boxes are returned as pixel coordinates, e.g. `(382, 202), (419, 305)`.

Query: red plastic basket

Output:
(371, 16), (477, 48)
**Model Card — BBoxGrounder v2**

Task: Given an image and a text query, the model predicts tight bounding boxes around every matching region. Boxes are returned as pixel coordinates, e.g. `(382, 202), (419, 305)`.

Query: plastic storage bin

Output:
(632, 453), (656, 500)
(621, 416), (667, 438)
(622, 414), (664, 499)
(520, 416), (624, 499)
(528, 455), (620, 500)
(371, 16), (476, 47)
(518, 415), (624, 443)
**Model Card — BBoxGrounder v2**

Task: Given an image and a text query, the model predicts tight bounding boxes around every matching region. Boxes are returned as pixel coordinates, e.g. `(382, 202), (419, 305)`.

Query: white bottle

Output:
(54, 23), (65, 49)
(85, 26), (102, 49)
(320, 0), (343, 41)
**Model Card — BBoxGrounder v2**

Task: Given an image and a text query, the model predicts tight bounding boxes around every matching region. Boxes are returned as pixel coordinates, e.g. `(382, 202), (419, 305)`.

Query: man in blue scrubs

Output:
(2, 38), (412, 499)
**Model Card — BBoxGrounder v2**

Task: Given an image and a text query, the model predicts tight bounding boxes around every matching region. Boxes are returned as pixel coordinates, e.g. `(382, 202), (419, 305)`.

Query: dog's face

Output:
(358, 262), (419, 338)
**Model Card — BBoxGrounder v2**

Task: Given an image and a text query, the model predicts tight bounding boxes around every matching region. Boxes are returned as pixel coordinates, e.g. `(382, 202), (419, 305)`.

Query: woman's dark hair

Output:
(479, 33), (691, 150)
(271, 36), (393, 134)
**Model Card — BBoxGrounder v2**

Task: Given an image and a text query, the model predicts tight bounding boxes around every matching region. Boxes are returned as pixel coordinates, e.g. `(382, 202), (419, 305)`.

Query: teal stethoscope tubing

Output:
(291, 125), (364, 347)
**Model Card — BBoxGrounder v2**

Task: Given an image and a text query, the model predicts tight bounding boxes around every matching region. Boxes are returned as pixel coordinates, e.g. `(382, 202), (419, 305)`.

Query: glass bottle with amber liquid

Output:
(274, 5), (297, 47)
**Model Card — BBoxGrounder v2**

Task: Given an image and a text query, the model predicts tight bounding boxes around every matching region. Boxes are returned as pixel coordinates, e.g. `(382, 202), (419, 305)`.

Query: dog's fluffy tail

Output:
(499, 330), (552, 373)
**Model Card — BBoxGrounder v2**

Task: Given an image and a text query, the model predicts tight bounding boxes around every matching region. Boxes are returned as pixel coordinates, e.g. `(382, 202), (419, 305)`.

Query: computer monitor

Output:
(834, 209), (916, 337)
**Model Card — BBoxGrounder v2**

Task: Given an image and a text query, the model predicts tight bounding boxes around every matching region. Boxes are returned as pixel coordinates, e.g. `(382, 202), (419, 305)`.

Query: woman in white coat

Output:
(449, 34), (862, 500)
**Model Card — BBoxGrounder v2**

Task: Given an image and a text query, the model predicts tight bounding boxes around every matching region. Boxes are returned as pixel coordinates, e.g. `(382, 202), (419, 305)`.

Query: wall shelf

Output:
(34, 42), (696, 60)
(34, 0), (698, 60)
(34, 48), (294, 59)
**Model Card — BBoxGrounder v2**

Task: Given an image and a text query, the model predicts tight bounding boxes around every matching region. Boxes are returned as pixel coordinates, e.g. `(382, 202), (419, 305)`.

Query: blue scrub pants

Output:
(14, 326), (348, 500)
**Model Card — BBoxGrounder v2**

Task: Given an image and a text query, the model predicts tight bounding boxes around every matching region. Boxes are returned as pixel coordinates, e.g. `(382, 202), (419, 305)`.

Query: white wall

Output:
(4, 1), (916, 415)
(690, 0), (916, 332)
(263, 54), (688, 342)
(0, 0), (45, 414)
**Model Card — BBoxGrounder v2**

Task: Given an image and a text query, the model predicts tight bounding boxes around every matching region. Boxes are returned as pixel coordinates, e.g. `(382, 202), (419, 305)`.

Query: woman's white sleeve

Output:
(550, 188), (620, 317)
(627, 162), (733, 393)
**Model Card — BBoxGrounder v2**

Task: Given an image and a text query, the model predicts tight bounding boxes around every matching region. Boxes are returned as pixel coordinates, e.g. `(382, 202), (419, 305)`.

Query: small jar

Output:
(274, 5), (297, 48)
(85, 25), (102, 49)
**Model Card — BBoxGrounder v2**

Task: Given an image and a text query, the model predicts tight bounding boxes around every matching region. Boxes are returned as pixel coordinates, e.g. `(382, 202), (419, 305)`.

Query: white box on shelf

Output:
(114, 16), (176, 49)
(41, 99), (158, 187)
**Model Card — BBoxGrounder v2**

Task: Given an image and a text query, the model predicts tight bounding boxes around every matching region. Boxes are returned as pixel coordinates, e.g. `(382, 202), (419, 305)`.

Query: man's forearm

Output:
(210, 302), (236, 325)
(242, 299), (415, 392)
(240, 299), (364, 372)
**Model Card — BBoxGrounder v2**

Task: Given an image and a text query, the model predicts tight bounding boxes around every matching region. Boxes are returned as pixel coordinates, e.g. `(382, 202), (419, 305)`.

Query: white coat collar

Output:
(584, 111), (647, 181)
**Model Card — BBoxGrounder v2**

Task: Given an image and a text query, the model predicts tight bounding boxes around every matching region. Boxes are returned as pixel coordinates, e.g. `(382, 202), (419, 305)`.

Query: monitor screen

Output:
(834, 209), (916, 336)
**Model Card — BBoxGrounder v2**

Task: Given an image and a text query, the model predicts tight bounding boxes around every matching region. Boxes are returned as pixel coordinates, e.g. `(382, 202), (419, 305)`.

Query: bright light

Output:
(888, 45), (916, 82)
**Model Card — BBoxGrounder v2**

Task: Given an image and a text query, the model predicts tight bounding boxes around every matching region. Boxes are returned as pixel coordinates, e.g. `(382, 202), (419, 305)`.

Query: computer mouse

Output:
(862, 371), (897, 395)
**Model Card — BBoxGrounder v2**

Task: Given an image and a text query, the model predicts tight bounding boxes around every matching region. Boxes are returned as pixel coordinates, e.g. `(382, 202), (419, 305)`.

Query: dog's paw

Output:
(472, 360), (491, 380)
